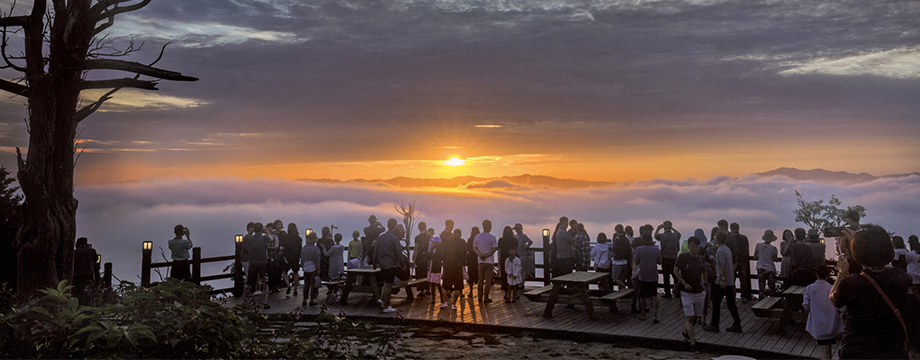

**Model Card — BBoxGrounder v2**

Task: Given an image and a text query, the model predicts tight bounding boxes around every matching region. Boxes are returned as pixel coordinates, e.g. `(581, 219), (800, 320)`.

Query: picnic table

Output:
(540, 271), (616, 321)
(751, 284), (808, 335)
(339, 268), (381, 304)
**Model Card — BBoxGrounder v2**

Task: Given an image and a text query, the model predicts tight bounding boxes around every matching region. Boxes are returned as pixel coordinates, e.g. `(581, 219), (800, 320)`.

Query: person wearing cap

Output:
(655, 220), (681, 298)
(300, 232), (322, 306)
(805, 228), (826, 271)
(754, 229), (779, 299)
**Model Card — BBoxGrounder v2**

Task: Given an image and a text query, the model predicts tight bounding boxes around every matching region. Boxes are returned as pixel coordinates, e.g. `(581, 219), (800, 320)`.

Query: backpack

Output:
(611, 235), (631, 260)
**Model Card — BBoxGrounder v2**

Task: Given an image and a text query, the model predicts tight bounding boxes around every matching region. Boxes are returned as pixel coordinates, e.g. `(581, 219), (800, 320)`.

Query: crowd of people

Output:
(166, 209), (918, 359)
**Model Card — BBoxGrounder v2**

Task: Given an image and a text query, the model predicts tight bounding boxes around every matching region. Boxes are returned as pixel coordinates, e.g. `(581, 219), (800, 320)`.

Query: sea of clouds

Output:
(74, 174), (920, 287)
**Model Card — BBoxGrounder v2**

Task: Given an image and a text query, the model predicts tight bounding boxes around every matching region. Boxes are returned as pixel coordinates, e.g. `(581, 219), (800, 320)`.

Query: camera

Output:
(823, 224), (871, 237)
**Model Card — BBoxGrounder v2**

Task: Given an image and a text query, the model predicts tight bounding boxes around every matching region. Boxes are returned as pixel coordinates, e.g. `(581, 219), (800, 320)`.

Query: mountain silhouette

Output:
(301, 174), (613, 189)
(756, 167), (920, 184)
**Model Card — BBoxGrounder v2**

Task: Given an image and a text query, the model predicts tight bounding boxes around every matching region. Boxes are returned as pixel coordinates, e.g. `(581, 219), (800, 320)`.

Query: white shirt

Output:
(803, 279), (843, 340)
(473, 232), (498, 264)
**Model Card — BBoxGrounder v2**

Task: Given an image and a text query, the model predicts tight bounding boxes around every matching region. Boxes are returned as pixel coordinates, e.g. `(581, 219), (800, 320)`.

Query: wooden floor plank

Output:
(226, 283), (819, 359)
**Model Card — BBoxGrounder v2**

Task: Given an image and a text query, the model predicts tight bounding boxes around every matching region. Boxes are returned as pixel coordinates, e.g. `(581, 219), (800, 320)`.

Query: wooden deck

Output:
(228, 283), (820, 359)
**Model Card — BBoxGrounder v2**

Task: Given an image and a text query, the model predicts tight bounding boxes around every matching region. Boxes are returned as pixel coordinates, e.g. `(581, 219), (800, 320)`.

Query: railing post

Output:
(542, 229), (551, 286)
(141, 241), (152, 287)
(192, 247), (201, 285)
(103, 262), (112, 288)
(234, 234), (244, 296)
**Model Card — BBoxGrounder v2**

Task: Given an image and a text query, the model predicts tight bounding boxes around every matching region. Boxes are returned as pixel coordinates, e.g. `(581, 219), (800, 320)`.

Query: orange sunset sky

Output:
(1, 0), (918, 184)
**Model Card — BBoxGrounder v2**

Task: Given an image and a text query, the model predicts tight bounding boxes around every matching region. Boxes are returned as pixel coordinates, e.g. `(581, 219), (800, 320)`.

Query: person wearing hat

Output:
(363, 215), (385, 259)
(754, 229), (779, 299)
(805, 228), (827, 271)
(655, 220), (682, 298)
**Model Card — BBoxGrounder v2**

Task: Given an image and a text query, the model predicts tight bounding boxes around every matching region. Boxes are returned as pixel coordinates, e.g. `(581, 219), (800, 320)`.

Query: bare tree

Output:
(394, 199), (421, 251)
(0, 0), (197, 303)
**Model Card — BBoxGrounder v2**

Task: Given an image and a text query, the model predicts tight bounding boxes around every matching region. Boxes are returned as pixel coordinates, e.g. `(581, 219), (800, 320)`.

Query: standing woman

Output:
(282, 223), (302, 296)
(466, 226), (481, 298)
(498, 226), (519, 301)
(830, 225), (910, 359)
(780, 229), (794, 280)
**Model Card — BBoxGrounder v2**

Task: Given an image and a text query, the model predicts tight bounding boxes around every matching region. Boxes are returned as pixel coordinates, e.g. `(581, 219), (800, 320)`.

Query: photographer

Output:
(168, 225), (193, 281)
(830, 225), (910, 359)
(830, 210), (865, 275)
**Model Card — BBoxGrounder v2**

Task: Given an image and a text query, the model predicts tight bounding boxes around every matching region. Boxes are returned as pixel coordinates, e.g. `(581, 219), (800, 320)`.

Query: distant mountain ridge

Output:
(299, 167), (919, 189)
(302, 174), (613, 189)
(755, 167), (920, 184)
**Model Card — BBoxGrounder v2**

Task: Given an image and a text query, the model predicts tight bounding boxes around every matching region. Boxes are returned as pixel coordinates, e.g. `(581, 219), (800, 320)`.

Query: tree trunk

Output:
(13, 0), (90, 303)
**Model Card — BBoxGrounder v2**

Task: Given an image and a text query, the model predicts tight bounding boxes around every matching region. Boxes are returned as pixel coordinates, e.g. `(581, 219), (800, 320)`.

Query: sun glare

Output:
(444, 157), (466, 167)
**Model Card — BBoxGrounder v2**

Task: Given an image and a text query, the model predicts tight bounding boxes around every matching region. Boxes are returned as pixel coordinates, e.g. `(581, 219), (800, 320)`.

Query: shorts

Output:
(816, 338), (837, 345)
(379, 267), (398, 284)
(680, 290), (706, 317)
(639, 281), (658, 298)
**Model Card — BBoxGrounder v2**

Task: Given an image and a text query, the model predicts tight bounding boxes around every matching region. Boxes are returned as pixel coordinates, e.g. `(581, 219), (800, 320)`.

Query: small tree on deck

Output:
(0, 0), (197, 303)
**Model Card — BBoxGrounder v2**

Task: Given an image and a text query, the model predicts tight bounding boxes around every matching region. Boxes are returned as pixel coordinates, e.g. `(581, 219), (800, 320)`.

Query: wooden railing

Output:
(139, 238), (776, 296)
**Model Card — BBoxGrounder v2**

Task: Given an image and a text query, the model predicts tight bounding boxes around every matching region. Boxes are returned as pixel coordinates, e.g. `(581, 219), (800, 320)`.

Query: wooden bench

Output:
(392, 279), (428, 300)
(523, 285), (555, 302)
(599, 288), (635, 303)
(752, 296), (784, 318)
(321, 280), (346, 287)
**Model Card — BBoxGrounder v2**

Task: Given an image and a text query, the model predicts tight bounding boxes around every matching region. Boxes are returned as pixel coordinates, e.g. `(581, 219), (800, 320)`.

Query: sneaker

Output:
(726, 325), (742, 333)
(382, 306), (397, 313)
(377, 299), (385, 309)
(703, 325), (719, 332)
(689, 343), (699, 354)
(439, 303), (449, 308)
(450, 305), (457, 310)
(484, 298), (493, 303)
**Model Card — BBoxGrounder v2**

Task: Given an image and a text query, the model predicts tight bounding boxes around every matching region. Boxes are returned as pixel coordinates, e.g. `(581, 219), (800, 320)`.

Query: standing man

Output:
(553, 217), (575, 277)
(473, 219), (498, 303)
(513, 223), (534, 281)
(728, 222), (752, 300)
(656, 220), (681, 299)
(169, 224), (193, 281)
(363, 215), (385, 258)
(635, 226), (662, 322)
(244, 223), (270, 309)
(674, 236), (708, 353)
(704, 231), (742, 333)
(373, 218), (404, 313)
(73, 237), (98, 305)
(413, 221), (431, 296)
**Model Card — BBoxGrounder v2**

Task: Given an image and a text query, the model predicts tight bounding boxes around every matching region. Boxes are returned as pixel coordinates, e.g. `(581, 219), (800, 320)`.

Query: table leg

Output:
(578, 285), (597, 321)
(340, 274), (356, 305)
(368, 275), (381, 300)
(777, 297), (794, 335)
(543, 284), (562, 318)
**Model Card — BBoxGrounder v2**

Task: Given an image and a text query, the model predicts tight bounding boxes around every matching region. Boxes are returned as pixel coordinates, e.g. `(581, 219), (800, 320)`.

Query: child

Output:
(753, 229), (779, 299)
(591, 233), (612, 291)
(347, 230), (363, 260)
(803, 265), (842, 360)
(427, 236), (447, 307)
(505, 248), (522, 303)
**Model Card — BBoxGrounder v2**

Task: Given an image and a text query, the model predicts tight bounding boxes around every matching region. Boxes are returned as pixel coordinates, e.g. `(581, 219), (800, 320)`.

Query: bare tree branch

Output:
(0, 16), (29, 28)
(81, 78), (158, 90)
(0, 78), (28, 97)
(92, 0), (151, 23)
(74, 87), (120, 124)
(1, 28), (27, 72)
(72, 58), (199, 81)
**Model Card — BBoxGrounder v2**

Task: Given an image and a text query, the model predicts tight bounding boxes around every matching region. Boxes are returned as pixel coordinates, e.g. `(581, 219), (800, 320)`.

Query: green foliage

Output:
(0, 166), (21, 294)
(793, 191), (867, 233)
(0, 279), (395, 358)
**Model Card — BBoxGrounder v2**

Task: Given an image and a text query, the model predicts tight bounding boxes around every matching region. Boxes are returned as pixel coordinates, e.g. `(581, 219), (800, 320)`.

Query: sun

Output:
(444, 157), (466, 167)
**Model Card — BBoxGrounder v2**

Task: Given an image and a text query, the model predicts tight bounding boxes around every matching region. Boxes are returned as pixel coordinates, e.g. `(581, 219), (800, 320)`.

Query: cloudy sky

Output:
(1, 0), (919, 183)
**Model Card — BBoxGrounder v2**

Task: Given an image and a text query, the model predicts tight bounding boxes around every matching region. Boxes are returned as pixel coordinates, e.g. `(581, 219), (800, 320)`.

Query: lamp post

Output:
(542, 228), (551, 285)
(305, 228), (313, 237)
(234, 234), (244, 296)
(141, 241), (153, 287)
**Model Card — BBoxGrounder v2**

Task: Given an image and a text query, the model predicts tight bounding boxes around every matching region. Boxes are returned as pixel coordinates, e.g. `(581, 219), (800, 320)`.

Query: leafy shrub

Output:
(0, 279), (397, 358)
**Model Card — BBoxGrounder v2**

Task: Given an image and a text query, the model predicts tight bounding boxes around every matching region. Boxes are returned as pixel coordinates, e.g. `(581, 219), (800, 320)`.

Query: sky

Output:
(0, 0), (918, 183)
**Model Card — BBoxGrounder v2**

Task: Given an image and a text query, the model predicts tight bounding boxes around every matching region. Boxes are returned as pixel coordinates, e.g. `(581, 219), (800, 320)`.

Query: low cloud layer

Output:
(75, 174), (920, 286)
